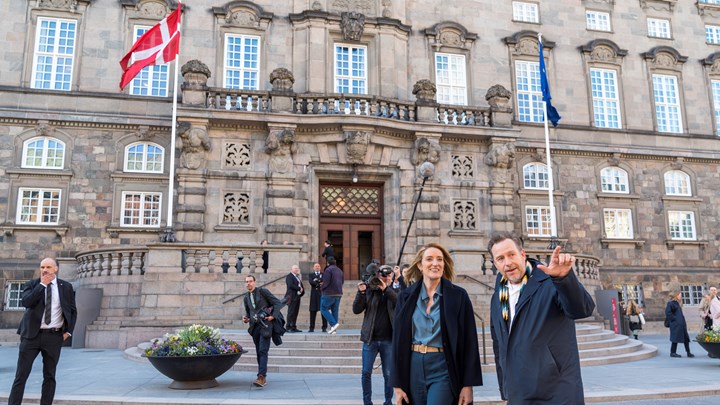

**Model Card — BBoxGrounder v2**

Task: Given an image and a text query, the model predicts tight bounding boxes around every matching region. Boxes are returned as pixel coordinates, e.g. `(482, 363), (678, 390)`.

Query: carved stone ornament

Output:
(440, 31), (463, 47)
(134, 126), (150, 140)
(35, 122), (54, 137)
(484, 142), (516, 170)
(38, 0), (80, 11)
(340, 12), (366, 41)
(265, 129), (297, 174)
(177, 122), (211, 170)
(181, 60), (211, 89)
(516, 38), (540, 57)
(590, 46), (615, 63)
(712, 60), (720, 74)
(381, 0), (392, 17)
(485, 84), (512, 107)
(671, 157), (684, 170)
(312, 1), (323, 11)
(607, 153), (622, 166)
(345, 131), (370, 164)
(412, 79), (437, 103)
(227, 11), (259, 27)
(136, 1), (169, 19)
(414, 138), (441, 165)
(331, 0), (376, 16)
(270, 68), (295, 92)
(639, 0), (676, 12)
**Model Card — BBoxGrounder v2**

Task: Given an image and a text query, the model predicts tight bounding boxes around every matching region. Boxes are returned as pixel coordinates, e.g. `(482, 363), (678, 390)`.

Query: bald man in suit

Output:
(8, 258), (77, 405)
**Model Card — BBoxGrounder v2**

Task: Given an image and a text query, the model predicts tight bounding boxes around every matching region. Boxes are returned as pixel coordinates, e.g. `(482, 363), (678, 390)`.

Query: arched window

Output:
(600, 167), (629, 193)
(664, 170), (691, 196)
(523, 163), (549, 189)
(124, 142), (164, 173)
(22, 137), (65, 169)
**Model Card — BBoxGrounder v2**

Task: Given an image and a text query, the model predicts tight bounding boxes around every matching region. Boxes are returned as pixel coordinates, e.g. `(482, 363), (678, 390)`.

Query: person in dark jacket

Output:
(242, 275), (282, 387)
(488, 232), (595, 405)
(665, 291), (695, 358)
(308, 263), (327, 332)
(353, 264), (396, 405)
(284, 265), (305, 333)
(391, 243), (482, 405)
(321, 240), (335, 268)
(320, 256), (344, 334)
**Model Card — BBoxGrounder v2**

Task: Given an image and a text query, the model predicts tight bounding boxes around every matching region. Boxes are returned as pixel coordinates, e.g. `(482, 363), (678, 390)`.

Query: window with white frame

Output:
(706, 25), (720, 44)
(523, 163), (549, 189)
(603, 208), (633, 239)
(525, 206), (553, 237)
(435, 53), (467, 105)
(620, 284), (642, 304)
(16, 188), (61, 225)
(121, 192), (161, 227)
(647, 18), (671, 39)
(22, 137), (65, 169)
(652, 74), (683, 133)
(124, 142), (164, 173)
(335, 44), (367, 94)
(668, 211), (696, 240)
(4, 281), (26, 310)
(512, 2), (539, 23)
(600, 167), (629, 193)
(664, 170), (691, 196)
(712, 80), (720, 135)
(515, 61), (543, 123)
(31, 17), (77, 91)
(680, 285), (703, 305)
(586, 10), (611, 31)
(701, 0), (720, 4)
(130, 26), (169, 96)
(224, 34), (260, 90)
(590, 68), (621, 128)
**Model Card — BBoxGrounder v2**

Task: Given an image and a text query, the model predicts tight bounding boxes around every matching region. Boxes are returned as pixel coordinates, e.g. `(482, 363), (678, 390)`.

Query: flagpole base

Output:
(160, 227), (177, 243)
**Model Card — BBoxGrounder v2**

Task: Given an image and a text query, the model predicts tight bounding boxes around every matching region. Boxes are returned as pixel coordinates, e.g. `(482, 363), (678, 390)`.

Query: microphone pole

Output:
(396, 162), (435, 267)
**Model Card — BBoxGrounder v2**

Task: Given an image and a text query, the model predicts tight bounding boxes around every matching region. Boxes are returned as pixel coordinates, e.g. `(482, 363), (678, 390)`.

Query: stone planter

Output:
(145, 351), (245, 389)
(697, 341), (720, 359)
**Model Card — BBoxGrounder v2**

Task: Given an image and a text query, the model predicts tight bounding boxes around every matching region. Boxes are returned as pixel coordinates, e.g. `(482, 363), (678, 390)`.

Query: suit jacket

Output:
(244, 287), (282, 337)
(490, 259), (595, 404)
(17, 278), (77, 339)
(285, 272), (305, 301)
(308, 272), (323, 312)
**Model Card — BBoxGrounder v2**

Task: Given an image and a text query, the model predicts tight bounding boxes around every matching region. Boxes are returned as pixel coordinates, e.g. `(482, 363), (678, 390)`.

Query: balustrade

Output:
(182, 248), (264, 274)
(75, 248), (147, 278)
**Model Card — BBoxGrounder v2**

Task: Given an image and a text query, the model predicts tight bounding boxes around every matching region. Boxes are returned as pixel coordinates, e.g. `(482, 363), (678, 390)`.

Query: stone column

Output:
(412, 80), (439, 123)
(484, 138), (516, 233)
(175, 120), (211, 242)
(485, 84), (514, 128)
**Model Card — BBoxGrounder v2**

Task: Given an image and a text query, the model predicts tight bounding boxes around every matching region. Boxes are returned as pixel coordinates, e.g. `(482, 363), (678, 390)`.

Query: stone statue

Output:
(177, 122), (211, 170)
(265, 129), (297, 174)
(269, 68), (295, 92)
(345, 131), (370, 164)
(484, 142), (515, 169)
(414, 138), (441, 165)
(412, 79), (437, 103)
(340, 12), (365, 41)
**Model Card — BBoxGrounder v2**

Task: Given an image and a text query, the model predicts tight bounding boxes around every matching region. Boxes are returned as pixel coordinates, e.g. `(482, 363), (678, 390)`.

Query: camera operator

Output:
(352, 264), (397, 405)
(242, 275), (281, 388)
(308, 263), (328, 332)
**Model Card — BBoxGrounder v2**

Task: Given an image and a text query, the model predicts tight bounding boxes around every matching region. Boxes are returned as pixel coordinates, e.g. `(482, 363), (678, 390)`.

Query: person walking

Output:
(284, 265), (304, 333)
(308, 263), (327, 332)
(320, 256), (344, 334)
(321, 241), (335, 268)
(626, 300), (644, 340)
(665, 291), (695, 358)
(242, 275), (282, 387)
(700, 293), (713, 331)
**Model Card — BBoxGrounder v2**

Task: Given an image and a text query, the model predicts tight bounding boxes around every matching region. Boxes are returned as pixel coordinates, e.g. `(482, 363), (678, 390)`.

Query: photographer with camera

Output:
(353, 263), (397, 405)
(242, 275), (282, 388)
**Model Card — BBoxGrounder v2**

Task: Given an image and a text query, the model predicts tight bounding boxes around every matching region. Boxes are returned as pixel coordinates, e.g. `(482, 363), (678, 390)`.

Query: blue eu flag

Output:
(539, 39), (561, 127)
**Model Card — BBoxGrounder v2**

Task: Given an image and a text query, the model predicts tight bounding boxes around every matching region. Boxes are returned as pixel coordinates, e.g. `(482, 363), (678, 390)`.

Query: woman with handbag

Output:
(626, 300), (643, 340)
(665, 291), (695, 358)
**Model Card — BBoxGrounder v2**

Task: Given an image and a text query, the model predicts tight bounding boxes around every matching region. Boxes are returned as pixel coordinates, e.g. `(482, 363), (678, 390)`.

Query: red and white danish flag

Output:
(119, 5), (181, 90)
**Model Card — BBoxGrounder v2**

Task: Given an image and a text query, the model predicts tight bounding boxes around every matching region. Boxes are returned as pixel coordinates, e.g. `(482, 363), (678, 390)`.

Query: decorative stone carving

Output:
(270, 68), (295, 92)
(265, 129), (297, 174)
(224, 142), (251, 168)
(35, 121), (54, 137)
(424, 22), (478, 51)
(345, 131), (370, 164)
(485, 84), (512, 108)
(340, 12), (365, 41)
(177, 122), (210, 170)
(414, 138), (441, 165)
(181, 60), (211, 89)
(608, 153), (622, 166)
(485, 143), (515, 170)
(381, 0), (392, 17)
(223, 192), (251, 224)
(643, 47), (687, 72)
(134, 126), (151, 140)
(671, 157), (684, 170)
(515, 38), (540, 56)
(39, 0), (80, 11)
(212, 2), (273, 30)
(452, 200), (477, 230)
(312, 1), (323, 11)
(412, 80), (437, 103)
(639, 0), (676, 12)
(451, 155), (474, 179)
(227, 11), (259, 27)
(331, 0), (376, 16)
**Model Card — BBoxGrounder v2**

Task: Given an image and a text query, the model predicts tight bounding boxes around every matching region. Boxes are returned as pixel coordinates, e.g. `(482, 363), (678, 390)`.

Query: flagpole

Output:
(539, 33), (558, 249)
(162, 3), (181, 243)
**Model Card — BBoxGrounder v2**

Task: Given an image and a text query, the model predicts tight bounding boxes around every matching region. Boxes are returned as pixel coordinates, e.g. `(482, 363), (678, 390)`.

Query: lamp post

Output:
(396, 161), (435, 267)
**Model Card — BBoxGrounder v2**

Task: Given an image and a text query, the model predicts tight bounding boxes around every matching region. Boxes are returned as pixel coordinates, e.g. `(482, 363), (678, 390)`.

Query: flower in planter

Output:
(696, 325), (720, 343)
(144, 324), (243, 357)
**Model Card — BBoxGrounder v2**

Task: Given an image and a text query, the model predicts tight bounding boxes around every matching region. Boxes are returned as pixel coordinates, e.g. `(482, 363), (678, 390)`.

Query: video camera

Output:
(362, 262), (393, 290)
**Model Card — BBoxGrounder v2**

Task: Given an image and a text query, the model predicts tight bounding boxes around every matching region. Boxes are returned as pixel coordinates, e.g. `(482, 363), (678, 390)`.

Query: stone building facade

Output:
(1, 0), (719, 340)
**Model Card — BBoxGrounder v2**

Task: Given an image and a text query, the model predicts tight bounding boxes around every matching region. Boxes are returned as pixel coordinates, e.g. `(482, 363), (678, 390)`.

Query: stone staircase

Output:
(0, 329), (19, 347)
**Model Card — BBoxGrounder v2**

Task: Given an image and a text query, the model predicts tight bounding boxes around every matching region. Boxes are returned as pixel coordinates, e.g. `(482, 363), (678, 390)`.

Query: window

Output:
(16, 188), (61, 225)
(600, 167), (629, 193)
(525, 206), (553, 237)
(604, 208), (633, 239)
(586, 11), (611, 31)
(31, 17), (77, 91)
(701, 0), (720, 4)
(124, 142), (164, 173)
(713, 80), (720, 135)
(435, 53), (467, 105)
(680, 285), (703, 305)
(515, 61), (543, 123)
(668, 211), (696, 240)
(512, 2), (539, 23)
(523, 163), (549, 189)
(335, 44), (367, 94)
(652, 74), (683, 133)
(4, 281), (26, 310)
(706, 25), (720, 44)
(590, 69), (621, 128)
(121, 192), (161, 227)
(664, 170), (691, 195)
(22, 137), (65, 169)
(224, 34), (260, 90)
(130, 26), (169, 96)
(621, 284), (642, 304)
(647, 18), (671, 39)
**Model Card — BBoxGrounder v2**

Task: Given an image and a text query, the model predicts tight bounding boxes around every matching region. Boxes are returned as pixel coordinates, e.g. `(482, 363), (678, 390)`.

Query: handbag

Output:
(638, 313), (646, 325)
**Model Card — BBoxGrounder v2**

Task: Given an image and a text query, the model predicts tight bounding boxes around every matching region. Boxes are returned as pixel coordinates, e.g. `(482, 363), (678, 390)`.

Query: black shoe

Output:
(670, 353), (681, 358)
(322, 329), (327, 332)
(287, 328), (297, 333)
(294, 329), (303, 333)
(687, 353), (695, 358)
(308, 329), (314, 333)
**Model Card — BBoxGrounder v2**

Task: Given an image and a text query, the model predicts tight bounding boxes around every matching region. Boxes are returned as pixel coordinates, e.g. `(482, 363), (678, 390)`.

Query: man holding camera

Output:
(352, 264), (396, 405)
(242, 275), (281, 388)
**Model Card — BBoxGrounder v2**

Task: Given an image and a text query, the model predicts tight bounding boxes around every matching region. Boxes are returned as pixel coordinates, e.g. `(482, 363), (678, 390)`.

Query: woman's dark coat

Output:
(665, 299), (690, 343)
(390, 277), (482, 401)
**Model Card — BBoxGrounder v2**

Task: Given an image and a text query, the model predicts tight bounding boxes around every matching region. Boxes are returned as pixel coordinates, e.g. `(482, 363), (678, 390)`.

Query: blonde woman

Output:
(625, 300), (643, 340)
(665, 291), (694, 358)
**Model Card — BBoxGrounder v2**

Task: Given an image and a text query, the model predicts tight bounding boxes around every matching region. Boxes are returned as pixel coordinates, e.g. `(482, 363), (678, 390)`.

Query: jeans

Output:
(251, 327), (271, 377)
(361, 340), (393, 405)
(409, 351), (453, 404)
(320, 295), (341, 326)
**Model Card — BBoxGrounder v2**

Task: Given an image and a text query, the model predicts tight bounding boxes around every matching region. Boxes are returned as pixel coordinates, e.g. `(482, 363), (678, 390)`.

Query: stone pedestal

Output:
(176, 169), (207, 242)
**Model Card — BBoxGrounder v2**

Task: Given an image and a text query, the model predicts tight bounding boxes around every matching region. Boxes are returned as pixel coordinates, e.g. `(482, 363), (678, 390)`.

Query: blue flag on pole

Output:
(538, 38), (561, 127)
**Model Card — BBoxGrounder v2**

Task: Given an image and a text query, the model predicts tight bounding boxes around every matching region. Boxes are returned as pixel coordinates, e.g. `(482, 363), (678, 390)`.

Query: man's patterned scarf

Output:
(499, 261), (533, 322)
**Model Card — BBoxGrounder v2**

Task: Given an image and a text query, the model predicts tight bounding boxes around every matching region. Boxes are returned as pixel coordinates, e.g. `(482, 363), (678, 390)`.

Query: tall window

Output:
(664, 170), (691, 196)
(16, 188), (61, 225)
(130, 26), (169, 96)
(600, 167), (629, 193)
(586, 11), (611, 31)
(22, 137), (65, 169)
(590, 68), (621, 128)
(706, 25), (720, 44)
(604, 208), (633, 239)
(125, 142), (164, 173)
(4, 281), (26, 310)
(680, 285), (703, 305)
(668, 211), (696, 240)
(224, 34), (260, 90)
(121, 192), (161, 227)
(712, 80), (720, 135)
(515, 61), (543, 123)
(523, 163), (549, 189)
(31, 17), (77, 90)
(701, 0), (720, 4)
(512, 2), (539, 23)
(652, 74), (682, 133)
(647, 18), (671, 39)
(525, 206), (553, 237)
(435, 53), (467, 105)
(334, 44), (367, 94)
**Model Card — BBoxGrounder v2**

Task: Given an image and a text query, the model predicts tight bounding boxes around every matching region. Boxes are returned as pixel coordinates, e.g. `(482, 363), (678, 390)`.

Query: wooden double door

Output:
(319, 220), (383, 281)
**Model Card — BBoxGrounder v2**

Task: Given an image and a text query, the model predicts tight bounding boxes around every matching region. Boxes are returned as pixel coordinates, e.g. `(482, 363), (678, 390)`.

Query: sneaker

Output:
(328, 323), (340, 334)
(253, 375), (266, 387)
(687, 353), (695, 358)
(670, 353), (681, 358)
